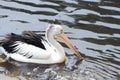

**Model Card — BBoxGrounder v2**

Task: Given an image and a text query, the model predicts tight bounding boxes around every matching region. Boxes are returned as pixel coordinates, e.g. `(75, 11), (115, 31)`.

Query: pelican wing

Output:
(0, 31), (53, 59)
(12, 41), (51, 59)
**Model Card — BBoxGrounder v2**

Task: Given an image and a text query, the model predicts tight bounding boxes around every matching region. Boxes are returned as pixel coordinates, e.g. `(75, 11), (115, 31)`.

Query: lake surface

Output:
(0, 0), (120, 80)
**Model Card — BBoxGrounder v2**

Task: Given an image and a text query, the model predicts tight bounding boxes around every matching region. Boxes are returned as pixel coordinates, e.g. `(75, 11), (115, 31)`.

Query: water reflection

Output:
(0, 0), (120, 80)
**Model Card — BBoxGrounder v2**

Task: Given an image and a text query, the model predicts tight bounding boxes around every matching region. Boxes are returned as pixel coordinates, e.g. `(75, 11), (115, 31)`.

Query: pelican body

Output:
(0, 24), (83, 64)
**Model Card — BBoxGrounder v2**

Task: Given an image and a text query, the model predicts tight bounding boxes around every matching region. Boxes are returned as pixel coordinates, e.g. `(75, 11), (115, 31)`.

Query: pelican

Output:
(0, 24), (83, 64)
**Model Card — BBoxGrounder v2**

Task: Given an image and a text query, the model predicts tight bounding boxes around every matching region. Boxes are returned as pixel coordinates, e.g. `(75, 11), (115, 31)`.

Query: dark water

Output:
(0, 0), (120, 80)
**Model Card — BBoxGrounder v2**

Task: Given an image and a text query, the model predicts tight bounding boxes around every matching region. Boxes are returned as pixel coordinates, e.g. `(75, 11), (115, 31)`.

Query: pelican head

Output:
(46, 24), (84, 59)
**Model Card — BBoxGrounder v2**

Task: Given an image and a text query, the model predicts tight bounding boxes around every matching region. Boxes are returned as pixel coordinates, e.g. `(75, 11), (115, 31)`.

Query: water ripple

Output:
(0, 0), (120, 80)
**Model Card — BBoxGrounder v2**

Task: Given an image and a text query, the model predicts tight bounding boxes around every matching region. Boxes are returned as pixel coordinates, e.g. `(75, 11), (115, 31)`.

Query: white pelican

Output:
(0, 24), (83, 64)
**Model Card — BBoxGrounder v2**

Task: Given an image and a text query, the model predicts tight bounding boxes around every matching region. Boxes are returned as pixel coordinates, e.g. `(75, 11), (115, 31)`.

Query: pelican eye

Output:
(60, 29), (63, 33)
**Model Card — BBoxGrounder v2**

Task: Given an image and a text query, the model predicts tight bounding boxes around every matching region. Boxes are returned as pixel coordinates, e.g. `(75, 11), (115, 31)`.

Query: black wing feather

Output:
(0, 31), (46, 53)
